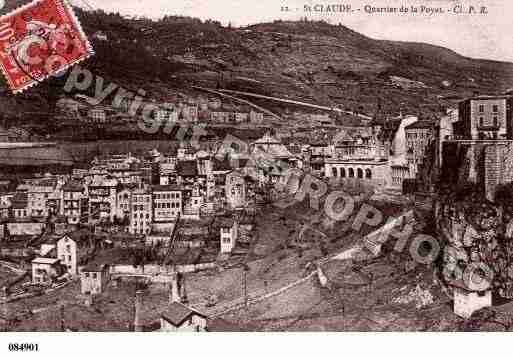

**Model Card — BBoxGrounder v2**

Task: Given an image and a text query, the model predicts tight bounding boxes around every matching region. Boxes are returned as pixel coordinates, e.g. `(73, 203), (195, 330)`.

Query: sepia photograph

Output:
(0, 0), (512, 355)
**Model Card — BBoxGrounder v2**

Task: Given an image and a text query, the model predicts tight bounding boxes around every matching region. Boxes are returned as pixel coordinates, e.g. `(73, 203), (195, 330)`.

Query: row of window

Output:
(478, 117), (500, 127)
(133, 196), (151, 203)
(131, 227), (151, 234)
(331, 167), (372, 179)
(392, 177), (404, 184)
(478, 131), (499, 140)
(154, 193), (181, 199)
(132, 204), (150, 211)
(406, 132), (430, 139)
(478, 104), (499, 113)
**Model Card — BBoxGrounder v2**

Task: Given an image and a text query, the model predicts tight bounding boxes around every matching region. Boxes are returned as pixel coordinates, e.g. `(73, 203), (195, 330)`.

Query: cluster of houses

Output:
(0, 132), (299, 293)
(56, 94), (265, 125)
(2, 100), (486, 278)
(4, 92), (513, 327)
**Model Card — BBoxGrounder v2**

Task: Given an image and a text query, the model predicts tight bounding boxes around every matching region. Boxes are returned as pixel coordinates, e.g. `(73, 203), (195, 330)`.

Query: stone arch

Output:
(357, 168), (363, 179)
(331, 167), (338, 177)
(340, 167), (346, 178)
(365, 168), (372, 179)
(348, 168), (355, 178)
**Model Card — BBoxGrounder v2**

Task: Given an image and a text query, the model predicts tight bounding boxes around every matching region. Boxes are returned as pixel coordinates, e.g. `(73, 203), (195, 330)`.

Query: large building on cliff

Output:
(441, 94), (513, 202)
(455, 95), (513, 140)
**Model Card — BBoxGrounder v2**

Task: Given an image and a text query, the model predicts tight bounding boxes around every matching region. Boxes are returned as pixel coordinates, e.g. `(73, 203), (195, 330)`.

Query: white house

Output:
(56, 231), (91, 276)
(219, 217), (238, 254)
(225, 171), (246, 209)
(31, 257), (62, 284)
(160, 302), (207, 332)
(57, 234), (78, 276)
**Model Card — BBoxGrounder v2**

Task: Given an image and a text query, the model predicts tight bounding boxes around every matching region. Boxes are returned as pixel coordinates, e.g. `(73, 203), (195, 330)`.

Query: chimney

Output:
(134, 290), (144, 332)
(169, 272), (180, 304)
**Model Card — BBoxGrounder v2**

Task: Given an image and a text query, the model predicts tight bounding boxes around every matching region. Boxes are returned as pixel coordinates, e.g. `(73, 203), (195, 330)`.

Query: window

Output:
(85, 272), (90, 278)
(68, 256), (71, 261)
(479, 104), (484, 112)
(493, 117), (498, 127)
(493, 105), (499, 113)
(479, 117), (484, 127)
(92, 273), (97, 279)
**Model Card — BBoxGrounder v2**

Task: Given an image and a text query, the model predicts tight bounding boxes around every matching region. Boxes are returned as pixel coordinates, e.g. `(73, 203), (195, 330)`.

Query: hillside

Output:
(1, 5), (513, 126)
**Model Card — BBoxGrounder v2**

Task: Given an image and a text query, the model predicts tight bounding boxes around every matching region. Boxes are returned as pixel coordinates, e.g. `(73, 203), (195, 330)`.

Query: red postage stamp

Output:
(0, 0), (94, 93)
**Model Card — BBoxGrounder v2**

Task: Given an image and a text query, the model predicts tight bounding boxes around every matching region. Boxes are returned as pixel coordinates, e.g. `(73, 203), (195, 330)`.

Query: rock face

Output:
(436, 197), (513, 298)
(393, 284), (434, 309)
(441, 142), (513, 202)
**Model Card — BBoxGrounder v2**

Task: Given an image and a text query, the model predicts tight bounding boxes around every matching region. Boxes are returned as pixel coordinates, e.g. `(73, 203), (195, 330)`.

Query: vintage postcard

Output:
(0, 0), (512, 355)
(0, 0), (93, 94)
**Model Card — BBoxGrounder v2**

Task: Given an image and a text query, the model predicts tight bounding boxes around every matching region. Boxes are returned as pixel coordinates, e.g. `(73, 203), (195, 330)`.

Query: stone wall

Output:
(484, 142), (513, 201)
(485, 145), (501, 201)
(441, 141), (513, 202)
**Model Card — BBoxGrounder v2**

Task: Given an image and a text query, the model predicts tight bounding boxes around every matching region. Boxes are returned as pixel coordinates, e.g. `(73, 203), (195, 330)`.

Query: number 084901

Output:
(8, 343), (39, 352)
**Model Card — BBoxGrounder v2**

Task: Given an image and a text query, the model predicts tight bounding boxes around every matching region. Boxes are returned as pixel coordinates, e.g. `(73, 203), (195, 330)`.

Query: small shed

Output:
(160, 302), (208, 332)
(80, 264), (110, 295)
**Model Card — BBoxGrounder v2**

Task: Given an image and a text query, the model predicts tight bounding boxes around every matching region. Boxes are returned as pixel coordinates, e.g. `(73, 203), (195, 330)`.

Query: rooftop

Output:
(213, 158), (232, 172)
(32, 257), (60, 265)
(466, 94), (513, 101)
(161, 302), (206, 327)
(151, 184), (183, 192)
(405, 120), (436, 130)
(176, 160), (198, 177)
(62, 181), (83, 192)
(217, 216), (236, 227)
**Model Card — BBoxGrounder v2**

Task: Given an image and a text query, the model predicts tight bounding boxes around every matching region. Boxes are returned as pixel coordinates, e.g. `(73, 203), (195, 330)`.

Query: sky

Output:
(76, 0), (513, 62)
